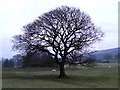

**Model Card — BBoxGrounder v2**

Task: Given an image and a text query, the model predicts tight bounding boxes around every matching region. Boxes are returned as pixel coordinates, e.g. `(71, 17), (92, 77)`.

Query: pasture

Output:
(2, 63), (118, 88)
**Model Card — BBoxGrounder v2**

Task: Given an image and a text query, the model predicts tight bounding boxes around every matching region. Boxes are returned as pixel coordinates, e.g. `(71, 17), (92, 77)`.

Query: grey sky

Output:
(0, 0), (119, 59)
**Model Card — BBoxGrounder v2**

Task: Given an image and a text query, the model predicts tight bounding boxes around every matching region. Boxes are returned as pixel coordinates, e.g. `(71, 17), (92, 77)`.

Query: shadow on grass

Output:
(2, 73), (109, 87)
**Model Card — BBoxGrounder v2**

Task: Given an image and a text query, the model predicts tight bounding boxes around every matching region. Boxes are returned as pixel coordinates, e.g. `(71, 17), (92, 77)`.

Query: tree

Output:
(2, 59), (9, 67)
(12, 54), (23, 67)
(2, 58), (14, 68)
(12, 6), (104, 78)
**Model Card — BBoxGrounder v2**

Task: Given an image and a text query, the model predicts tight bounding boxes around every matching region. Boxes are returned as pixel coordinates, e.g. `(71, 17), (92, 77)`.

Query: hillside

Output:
(92, 47), (120, 63)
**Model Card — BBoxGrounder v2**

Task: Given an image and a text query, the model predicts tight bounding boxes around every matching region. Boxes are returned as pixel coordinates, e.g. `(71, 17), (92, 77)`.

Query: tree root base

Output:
(58, 74), (67, 78)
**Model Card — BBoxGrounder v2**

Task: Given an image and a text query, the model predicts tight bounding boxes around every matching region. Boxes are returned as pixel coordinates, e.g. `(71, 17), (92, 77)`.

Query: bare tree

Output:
(12, 6), (104, 78)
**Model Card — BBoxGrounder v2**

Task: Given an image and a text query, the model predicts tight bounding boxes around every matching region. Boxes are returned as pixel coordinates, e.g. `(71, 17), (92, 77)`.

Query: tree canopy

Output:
(13, 6), (104, 77)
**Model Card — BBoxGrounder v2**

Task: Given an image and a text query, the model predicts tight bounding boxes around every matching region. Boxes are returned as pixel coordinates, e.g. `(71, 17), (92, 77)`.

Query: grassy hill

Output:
(92, 47), (120, 63)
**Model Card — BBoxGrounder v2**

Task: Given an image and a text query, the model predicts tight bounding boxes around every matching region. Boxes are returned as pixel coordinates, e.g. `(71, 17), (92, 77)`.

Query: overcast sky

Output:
(0, 0), (119, 59)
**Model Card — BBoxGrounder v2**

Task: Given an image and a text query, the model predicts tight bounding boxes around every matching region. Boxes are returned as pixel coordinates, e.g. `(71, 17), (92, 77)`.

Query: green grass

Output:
(2, 63), (118, 88)
(109, 59), (120, 63)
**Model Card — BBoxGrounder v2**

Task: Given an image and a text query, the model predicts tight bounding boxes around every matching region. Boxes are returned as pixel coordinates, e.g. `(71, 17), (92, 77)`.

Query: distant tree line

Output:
(2, 52), (58, 68)
(2, 49), (119, 68)
(2, 58), (15, 68)
(23, 52), (58, 67)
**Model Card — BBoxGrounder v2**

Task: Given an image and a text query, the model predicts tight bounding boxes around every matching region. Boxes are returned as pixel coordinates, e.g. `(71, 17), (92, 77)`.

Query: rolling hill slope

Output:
(92, 47), (120, 63)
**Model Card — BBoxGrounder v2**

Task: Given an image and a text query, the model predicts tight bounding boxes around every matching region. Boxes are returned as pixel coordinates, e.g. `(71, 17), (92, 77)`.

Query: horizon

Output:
(1, 44), (119, 59)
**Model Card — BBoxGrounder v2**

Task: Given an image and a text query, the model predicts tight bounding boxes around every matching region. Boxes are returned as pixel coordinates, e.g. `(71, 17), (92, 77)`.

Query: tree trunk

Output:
(59, 63), (67, 78)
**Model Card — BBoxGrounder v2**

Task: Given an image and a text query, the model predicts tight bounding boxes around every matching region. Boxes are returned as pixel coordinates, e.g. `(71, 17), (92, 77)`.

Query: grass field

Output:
(2, 63), (118, 88)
